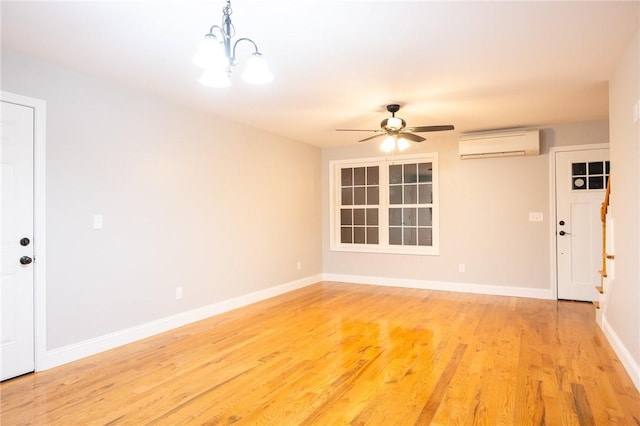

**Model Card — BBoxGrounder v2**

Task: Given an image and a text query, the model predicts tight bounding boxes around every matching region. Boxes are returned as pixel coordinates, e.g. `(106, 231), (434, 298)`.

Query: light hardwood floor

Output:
(2, 282), (639, 425)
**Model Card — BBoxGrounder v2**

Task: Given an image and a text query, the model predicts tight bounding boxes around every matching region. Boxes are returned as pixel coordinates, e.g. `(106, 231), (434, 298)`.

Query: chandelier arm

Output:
(231, 37), (260, 63)
(207, 25), (225, 39)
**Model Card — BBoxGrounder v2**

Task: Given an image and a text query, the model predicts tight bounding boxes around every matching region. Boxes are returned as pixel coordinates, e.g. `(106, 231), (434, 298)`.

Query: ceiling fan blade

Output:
(407, 125), (455, 133)
(399, 132), (426, 142)
(336, 129), (380, 132)
(358, 133), (386, 143)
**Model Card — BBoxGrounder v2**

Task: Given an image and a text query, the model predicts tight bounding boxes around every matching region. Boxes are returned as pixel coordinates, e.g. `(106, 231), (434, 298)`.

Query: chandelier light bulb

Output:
(241, 53), (274, 85)
(192, 35), (227, 69)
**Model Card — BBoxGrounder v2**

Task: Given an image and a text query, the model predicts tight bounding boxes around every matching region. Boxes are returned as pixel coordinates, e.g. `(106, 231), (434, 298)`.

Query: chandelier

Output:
(193, 0), (273, 88)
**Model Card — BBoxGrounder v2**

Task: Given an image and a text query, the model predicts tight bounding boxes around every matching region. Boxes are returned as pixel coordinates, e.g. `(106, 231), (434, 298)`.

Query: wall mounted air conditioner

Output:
(459, 129), (540, 159)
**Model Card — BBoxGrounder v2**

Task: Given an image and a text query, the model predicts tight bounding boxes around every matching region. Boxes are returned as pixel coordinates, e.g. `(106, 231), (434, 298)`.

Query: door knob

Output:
(559, 231), (571, 236)
(19, 256), (33, 265)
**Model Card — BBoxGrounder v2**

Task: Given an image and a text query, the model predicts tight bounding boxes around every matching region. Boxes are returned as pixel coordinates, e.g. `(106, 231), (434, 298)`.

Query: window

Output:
(330, 153), (439, 255)
(339, 166), (380, 244)
(571, 161), (610, 190)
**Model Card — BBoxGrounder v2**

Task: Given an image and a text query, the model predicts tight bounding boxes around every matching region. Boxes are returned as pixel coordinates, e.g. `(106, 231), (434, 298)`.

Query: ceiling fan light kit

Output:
(396, 137), (411, 151)
(380, 137), (396, 152)
(193, 0), (273, 88)
(337, 104), (455, 152)
(380, 135), (412, 153)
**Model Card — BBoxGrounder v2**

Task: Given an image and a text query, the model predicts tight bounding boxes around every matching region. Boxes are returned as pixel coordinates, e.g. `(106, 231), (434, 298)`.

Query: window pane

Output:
(354, 187), (366, 205)
(418, 163), (432, 183)
(572, 177), (587, 190)
(367, 186), (379, 205)
(354, 227), (365, 244)
(588, 162), (603, 175)
(341, 187), (353, 205)
(341, 227), (352, 243)
(403, 208), (417, 226)
(366, 208), (378, 225)
(389, 208), (402, 226)
(404, 163), (418, 183)
(418, 228), (432, 246)
(589, 176), (604, 189)
(418, 184), (432, 203)
(389, 164), (403, 184)
(389, 227), (402, 245)
(572, 163), (586, 176)
(418, 208), (432, 226)
(367, 227), (379, 244)
(605, 161), (610, 174)
(354, 167), (366, 185)
(341, 168), (352, 186)
(354, 209), (365, 225)
(367, 166), (379, 185)
(404, 184), (417, 204)
(403, 227), (417, 245)
(389, 185), (402, 204)
(340, 209), (352, 225)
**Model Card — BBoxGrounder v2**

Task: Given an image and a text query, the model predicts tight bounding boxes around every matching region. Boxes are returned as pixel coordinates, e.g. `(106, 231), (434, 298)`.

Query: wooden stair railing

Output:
(595, 177), (612, 312)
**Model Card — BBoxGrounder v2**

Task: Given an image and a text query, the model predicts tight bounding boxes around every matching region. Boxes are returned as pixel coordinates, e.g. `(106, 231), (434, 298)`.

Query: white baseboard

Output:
(37, 274), (322, 371)
(322, 273), (554, 300)
(602, 316), (640, 391)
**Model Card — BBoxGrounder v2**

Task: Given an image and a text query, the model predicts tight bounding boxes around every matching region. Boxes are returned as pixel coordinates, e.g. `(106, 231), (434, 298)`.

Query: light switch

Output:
(529, 212), (543, 222)
(93, 214), (104, 229)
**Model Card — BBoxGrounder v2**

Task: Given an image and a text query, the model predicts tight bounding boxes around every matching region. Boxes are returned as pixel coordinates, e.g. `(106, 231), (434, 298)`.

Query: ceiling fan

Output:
(336, 104), (455, 152)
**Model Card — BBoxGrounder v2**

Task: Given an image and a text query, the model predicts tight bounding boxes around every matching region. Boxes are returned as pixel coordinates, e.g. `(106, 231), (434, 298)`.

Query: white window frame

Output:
(329, 153), (439, 256)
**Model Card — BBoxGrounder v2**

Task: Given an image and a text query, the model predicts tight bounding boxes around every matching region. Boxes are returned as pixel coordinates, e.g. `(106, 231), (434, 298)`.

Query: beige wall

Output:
(607, 30), (640, 381)
(1, 51), (322, 350)
(322, 122), (608, 294)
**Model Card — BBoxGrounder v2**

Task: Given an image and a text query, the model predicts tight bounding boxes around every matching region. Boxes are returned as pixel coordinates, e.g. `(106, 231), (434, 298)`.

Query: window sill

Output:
(330, 245), (439, 256)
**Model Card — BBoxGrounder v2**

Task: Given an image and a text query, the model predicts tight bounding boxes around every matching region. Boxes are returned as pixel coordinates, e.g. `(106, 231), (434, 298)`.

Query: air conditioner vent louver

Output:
(459, 129), (540, 159)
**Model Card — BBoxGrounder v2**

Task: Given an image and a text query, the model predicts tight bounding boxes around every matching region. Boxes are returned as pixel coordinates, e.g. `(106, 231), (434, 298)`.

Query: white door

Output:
(1, 100), (35, 381)
(555, 148), (609, 301)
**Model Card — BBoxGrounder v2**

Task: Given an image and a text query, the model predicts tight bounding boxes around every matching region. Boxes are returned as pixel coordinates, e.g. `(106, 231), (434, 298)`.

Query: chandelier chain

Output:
(221, 0), (235, 39)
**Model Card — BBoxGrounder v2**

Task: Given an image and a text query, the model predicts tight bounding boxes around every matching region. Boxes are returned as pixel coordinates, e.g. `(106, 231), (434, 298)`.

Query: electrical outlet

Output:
(459, 264), (465, 273)
(175, 287), (183, 300)
(297, 262), (302, 271)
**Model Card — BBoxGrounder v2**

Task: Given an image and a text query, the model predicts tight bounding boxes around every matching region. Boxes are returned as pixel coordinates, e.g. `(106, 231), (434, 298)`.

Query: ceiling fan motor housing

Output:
(382, 104), (405, 131)
(386, 104), (401, 115)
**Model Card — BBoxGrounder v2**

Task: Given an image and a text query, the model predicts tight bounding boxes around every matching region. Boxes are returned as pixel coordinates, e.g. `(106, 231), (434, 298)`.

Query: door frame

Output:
(549, 143), (610, 301)
(1, 91), (46, 373)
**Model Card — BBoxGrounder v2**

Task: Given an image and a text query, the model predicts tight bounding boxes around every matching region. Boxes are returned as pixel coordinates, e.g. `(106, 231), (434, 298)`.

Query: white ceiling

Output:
(2, 1), (638, 147)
